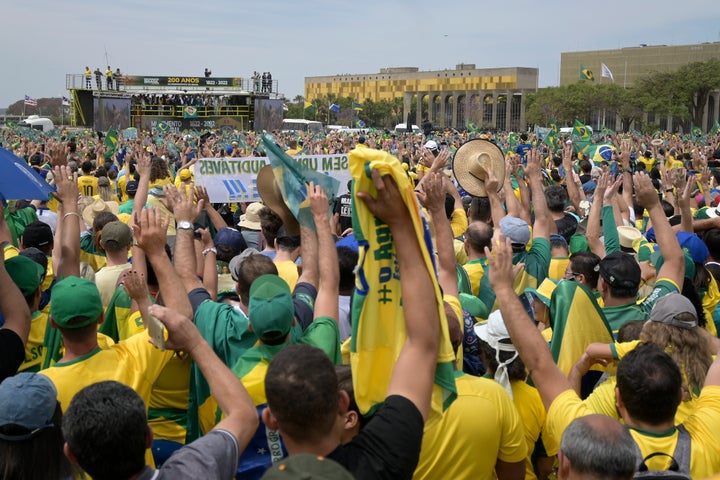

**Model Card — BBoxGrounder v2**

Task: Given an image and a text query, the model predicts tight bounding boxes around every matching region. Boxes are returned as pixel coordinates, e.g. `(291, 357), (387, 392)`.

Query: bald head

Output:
(464, 221), (493, 256)
(558, 415), (638, 480)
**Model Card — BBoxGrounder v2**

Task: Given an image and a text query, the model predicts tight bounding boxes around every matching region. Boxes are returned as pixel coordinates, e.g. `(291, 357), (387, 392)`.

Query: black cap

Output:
(21, 221), (53, 249)
(599, 251), (641, 288)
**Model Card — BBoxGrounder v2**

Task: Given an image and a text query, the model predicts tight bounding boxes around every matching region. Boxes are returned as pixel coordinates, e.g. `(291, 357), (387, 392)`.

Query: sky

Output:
(2, 0), (720, 109)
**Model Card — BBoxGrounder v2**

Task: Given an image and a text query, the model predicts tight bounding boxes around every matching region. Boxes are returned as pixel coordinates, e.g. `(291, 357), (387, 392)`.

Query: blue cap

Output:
(0, 373), (57, 441)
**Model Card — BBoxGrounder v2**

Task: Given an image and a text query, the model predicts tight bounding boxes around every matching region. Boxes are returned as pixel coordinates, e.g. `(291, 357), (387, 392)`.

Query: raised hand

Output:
(133, 207), (170, 257)
(356, 168), (411, 228)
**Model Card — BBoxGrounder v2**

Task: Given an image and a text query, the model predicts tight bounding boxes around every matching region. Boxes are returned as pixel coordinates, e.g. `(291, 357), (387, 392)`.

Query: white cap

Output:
(474, 310), (518, 399)
(424, 140), (438, 150)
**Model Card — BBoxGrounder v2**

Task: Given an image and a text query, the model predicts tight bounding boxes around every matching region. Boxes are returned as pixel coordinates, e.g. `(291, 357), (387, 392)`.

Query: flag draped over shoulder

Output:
(348, 145), (456, 415)
(580, 65), (594, 81)
(261, 135), (339, 231)
(549, 281), (614, 376)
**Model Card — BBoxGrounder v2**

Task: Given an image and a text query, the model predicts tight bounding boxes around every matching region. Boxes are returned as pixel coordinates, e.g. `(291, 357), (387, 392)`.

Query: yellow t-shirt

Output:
(117, 174), (129, 202)
(18, 310), (50, 373)
(146, 194), (176, 237)
(413, 373), (527, 479)
(546, 387), (720, 479)
(548, 257), (570, 281)
(462, 259), (485, 297)
(453, 239), (468, 265)
(148, 353), (192, 444)
(95, 263), (132, 307)
(450, 208), (468, 238)
(583, 376), (699, 425)
(274, 260), (299, 292)
(77, 175), (99, 197)
(511, 380), (547, 480)
(40, 330), (174, 410)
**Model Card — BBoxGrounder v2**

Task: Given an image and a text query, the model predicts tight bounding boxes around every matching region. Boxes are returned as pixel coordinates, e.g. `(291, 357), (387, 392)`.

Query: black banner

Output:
(122, 75), (244, 88)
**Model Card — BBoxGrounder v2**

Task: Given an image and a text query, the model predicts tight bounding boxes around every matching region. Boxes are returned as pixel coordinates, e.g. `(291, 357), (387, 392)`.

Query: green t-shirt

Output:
(603, 278), (679, 335)
(118, 199), (135, 215)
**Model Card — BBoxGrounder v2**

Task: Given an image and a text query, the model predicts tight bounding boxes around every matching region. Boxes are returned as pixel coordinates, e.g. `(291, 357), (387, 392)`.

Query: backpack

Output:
(633, 424), (691, 479)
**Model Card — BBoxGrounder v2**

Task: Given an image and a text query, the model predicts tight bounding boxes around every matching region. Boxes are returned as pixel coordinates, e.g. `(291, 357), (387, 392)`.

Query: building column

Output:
(416, 94), (422, 126)
(403, 92), (412, 127)
(451, 94), (458, 129)
(491, 92), (498, 129)
(505, 91), (512, 131)
(703, 95), (710, 130)
(714, 93), (720, 124)
(519, 92), (526, 131)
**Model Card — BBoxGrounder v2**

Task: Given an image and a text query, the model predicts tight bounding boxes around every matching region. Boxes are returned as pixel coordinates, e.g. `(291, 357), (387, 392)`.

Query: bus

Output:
(281, 119), (324, 134)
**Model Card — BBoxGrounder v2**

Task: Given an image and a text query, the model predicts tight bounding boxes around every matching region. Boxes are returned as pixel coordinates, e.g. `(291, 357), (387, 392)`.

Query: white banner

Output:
(193, 154), (352, 203)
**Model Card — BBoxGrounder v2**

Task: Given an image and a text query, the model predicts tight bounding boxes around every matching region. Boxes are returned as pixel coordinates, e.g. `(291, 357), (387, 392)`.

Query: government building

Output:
(305, 65), (539, 131)
(561, 42), (720, 131)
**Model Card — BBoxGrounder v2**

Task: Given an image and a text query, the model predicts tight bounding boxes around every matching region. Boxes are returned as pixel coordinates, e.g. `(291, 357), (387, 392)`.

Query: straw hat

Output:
(452, 139), (505, 197)
(651, 138), (664, 147)
(82, 198), (119, 226)
(257, 165), (300, 236)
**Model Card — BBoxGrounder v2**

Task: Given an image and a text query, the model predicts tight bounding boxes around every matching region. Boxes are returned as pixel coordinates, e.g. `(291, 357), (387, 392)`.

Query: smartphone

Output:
(147, 314), (166, 351)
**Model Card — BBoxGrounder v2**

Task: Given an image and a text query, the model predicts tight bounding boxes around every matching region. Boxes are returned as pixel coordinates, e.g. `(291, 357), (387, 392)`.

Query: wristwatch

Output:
(177, 220), (194, 230)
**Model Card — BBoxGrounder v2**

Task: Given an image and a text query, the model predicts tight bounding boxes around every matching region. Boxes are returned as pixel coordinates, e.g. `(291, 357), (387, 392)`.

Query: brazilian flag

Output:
(580, 65), (595, 81)
(507, 133), (519, 146)
(467, 120), (478, 133)
(585, 143), (616, 165)
(352, 102), (363, 111)
(601, 125), (615, 136)
(573, 119), (591, 142)
(710, 120), (720, 136)
(691, 126), (704, 138)
(261, 135), (339, 231)
(549, 119), (559, 135)
(356, 119), (366, 128)
(183, 106), (199, 119)
(156, 121), (170, 133)
(542, 132), (557, 150)
(104, 128), (119, 158)
(303, 101), (315, 111)
(348, 145), (457, 416)
(549, 281), (614, 377)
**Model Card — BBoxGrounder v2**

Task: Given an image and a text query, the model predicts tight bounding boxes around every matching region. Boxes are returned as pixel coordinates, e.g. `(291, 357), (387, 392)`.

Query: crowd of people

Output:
(1, 123), (720, 479)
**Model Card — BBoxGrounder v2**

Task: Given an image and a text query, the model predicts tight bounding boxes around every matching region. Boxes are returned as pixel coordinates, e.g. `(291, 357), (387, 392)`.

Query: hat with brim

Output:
(524, 277), (558, 307)
(82, 198), (119, 226)
(617, 226), (644, 249)
(452, 139), (505, 197)
(257, 165), (300, 236)
(238, 202), (263, 230)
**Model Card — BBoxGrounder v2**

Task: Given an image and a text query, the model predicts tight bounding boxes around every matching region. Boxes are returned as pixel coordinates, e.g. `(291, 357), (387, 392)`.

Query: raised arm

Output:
(586, 172), (608, 258)
(0, 237), (32, 347)
(132, 152), (151, 219)
(357, 169), (440, 420)
(167, 186), (205, 294)
(134, 206), (193, 319)
(524, 149), (551, 240)
(308, 183), (339, 321)
(487, 236), (571, 411)
(562, 145), (583, 214)
(485, 168), (507, 228)
(150, 304), (258, 449)
(634, 172), (685, 287)
(195, 186), (229, 232)
(418, 173), (459, 298)
(54, 165), (81, 278)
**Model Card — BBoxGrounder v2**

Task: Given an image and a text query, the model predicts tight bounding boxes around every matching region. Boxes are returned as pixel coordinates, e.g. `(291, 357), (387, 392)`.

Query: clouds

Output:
(2, 0), (719, 109)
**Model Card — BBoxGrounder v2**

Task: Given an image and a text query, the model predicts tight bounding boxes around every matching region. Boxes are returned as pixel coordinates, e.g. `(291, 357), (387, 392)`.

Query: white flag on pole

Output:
(601, 63), (614, 81)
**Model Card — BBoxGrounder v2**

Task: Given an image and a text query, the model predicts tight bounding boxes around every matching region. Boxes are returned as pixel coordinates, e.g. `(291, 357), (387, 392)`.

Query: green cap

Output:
(248, 274), (294, 344)
(100, 221), (133, 248)
(568, 233), (589, 254)
(50, 277), (103, 329)
(458, 293), (488, 320)
(5, 256), (43, 297)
